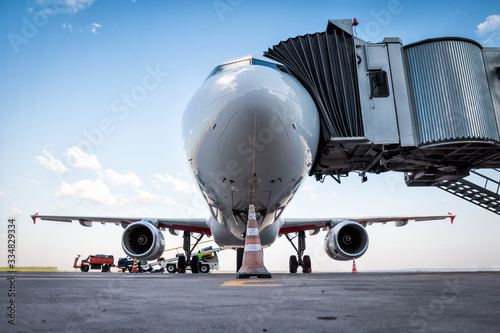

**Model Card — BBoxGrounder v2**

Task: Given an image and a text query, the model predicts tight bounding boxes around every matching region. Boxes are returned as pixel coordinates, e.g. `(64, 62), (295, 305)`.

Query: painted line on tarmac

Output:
(266, 273), (500, 282)
(221, 280), (282, 287)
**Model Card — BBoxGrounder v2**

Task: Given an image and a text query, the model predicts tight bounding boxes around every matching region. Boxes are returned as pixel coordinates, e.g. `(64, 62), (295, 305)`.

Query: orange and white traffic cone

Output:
(352, 258), (358, 273)
(131, 258), (138, 273)
(237, 205), (272, 278)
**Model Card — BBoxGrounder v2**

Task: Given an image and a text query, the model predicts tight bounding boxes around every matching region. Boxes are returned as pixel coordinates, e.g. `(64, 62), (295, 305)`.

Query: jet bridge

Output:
(264, 19), (500, 214)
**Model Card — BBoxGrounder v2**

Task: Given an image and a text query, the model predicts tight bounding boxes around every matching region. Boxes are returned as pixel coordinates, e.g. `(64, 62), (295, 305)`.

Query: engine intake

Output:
(324, 221), (369, 261)
(122, 221), (165, 260)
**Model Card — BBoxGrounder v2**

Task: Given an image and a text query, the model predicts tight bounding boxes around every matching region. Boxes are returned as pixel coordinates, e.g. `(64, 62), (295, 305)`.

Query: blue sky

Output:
(1, 0), (499, 272)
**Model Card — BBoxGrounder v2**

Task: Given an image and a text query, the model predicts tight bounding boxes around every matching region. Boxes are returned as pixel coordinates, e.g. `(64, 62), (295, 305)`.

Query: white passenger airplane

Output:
(32, 55), (455, 275)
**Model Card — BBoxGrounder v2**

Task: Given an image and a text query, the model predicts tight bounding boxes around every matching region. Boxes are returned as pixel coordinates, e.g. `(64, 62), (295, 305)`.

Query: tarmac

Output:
(1, 270), (500, 332)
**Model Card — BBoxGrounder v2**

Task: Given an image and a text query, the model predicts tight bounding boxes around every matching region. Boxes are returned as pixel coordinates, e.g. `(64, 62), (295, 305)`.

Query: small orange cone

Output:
(131, 258), (138, 273)
(352, 258), (358, 273)
(237, 205), (271, 278)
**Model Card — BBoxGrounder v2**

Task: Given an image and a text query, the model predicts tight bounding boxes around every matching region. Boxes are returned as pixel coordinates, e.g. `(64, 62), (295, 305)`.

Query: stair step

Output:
(436, 170), (500, 216)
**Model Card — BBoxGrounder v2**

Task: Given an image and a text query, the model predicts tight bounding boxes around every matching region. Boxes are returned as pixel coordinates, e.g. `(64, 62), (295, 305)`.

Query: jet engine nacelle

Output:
(324, 221), (369, 261)
(121, 221), (165, 260)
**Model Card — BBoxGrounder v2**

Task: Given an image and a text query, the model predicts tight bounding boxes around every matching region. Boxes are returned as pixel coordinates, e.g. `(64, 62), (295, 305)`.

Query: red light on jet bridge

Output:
(352, 18), (359, 26)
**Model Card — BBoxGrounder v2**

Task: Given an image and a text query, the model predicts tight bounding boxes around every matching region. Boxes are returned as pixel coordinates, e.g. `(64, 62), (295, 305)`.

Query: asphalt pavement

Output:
(1, 271), (500, 332)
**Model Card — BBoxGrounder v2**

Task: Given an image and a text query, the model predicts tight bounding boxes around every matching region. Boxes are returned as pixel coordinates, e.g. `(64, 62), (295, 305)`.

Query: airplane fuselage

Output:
(182, 56), (320, 247)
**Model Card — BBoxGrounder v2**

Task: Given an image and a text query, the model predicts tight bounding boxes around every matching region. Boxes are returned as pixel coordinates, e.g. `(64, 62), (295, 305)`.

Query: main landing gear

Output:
(285, 231), (312, 273)
(177, 231), (205, 273)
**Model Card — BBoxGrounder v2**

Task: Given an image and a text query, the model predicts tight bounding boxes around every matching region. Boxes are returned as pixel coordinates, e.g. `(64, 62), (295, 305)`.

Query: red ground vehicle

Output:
(74, 254), (114, 272)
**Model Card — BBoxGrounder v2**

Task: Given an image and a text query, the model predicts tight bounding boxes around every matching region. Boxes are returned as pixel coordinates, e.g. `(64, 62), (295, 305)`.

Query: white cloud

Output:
(0, 191), (5, 197)
(64, 146), (101, 170)
(36, 149), (68, 173)
(476, 15), (500, 43)
(477, 15), (500, 34)
(97, 169), (143, 188)
(134, 190), (179, 206)
(61, 23), (73, 32)
(56, 179), (127, 206)
(154, 173), (197, 194)
(88, 22), (102, 34)
(9, 206), (25, 216)
(482, 32), (500, 45)
(36, 0), (97, 14)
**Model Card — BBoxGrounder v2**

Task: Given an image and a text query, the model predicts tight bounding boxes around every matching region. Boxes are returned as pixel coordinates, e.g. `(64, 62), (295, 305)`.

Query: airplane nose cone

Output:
(216, 88), (289, 143)
(186, 64), (320, 181)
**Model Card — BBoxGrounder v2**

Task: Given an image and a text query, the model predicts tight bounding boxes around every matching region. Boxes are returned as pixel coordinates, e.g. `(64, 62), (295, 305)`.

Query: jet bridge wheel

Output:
(302, 255), (312, 273)
(289, 255), (298, 273)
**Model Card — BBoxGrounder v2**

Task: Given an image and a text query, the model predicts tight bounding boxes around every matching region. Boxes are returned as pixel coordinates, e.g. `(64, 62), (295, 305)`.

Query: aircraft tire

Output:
(289, 255), (298, 273)
(236, 248), (244, 272)
(303, 255), (312, 273)
(191, 255), (200, 273)
(177, 256), (186, 273)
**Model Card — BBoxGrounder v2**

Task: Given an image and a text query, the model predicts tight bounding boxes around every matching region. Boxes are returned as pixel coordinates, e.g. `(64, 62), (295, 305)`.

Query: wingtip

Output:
(448, 212), (456, 224)
(31, 212), (39, 224)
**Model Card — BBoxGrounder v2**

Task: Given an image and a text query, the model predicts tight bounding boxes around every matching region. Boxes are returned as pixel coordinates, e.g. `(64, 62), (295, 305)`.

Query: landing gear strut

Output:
(179, 231), (205, 273)
(285, 231), (312, 273)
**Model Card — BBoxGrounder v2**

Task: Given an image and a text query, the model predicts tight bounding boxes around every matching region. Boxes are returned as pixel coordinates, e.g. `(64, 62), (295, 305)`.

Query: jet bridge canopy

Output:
(264, 19), (500, 187)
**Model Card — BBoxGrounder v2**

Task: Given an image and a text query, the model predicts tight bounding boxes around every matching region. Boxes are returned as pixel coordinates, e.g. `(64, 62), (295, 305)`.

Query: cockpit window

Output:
(252, 58), (289, 74)
(209, 58), (289, 78)
(210, 59), (251, 77)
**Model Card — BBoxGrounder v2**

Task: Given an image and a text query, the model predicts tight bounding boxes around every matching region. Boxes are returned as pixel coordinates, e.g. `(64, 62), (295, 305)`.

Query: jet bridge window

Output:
(369, 70), (390, 98)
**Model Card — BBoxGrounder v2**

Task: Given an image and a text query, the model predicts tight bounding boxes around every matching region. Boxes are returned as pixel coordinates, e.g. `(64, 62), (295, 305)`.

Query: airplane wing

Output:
(31, 213), (211, 235)
(279, 213), (455, 235)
